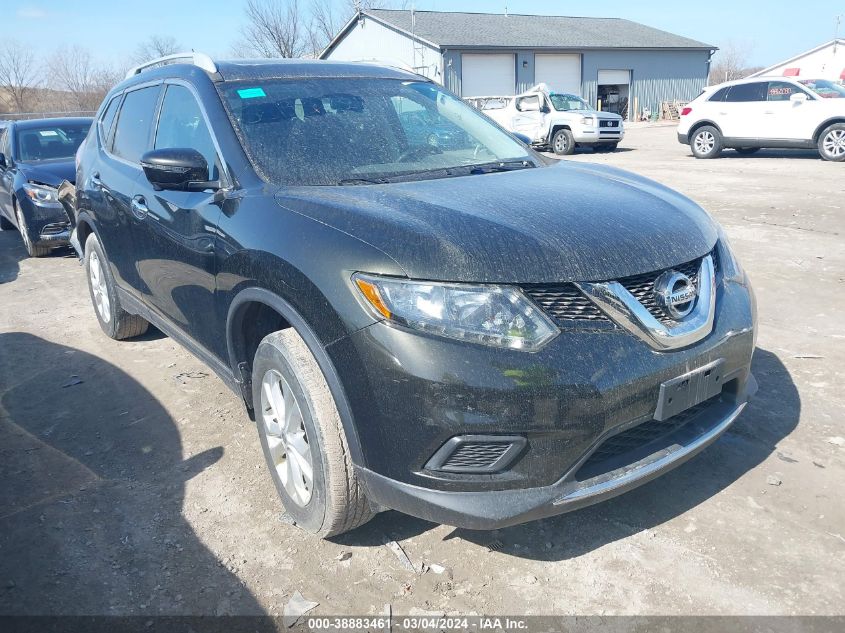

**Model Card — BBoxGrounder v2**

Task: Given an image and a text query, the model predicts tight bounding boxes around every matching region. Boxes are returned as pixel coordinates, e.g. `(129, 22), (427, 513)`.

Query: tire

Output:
(735, 147), (760, 155)
(252, 329), (373, 537)
(84, 234), (149, 340)
(690, 125), (723, 159)
(15, 203), (51, 257)
(818, 123), (845, 162)
(551, 128), (575, 155)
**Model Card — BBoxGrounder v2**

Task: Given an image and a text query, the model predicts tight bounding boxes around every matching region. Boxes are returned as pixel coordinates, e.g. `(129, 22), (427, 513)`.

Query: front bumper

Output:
(357, 377), (755, 530)
(327, 275), (756, 529)
(20, 198), (71, 246)
(572, 124), (625, 145)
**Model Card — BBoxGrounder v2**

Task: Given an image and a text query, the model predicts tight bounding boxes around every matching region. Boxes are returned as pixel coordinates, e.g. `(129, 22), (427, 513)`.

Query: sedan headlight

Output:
(353, 273), (558, 350)
(580, 116), (594, 125)
(23, 182), (59, 204)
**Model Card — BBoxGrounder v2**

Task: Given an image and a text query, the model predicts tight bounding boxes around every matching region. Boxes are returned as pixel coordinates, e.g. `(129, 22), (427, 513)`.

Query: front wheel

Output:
(551, 129), (575, 155)
(690, 126), (722, 159)
(84, 234), (149, 339)
(818, 123), (845, 162)
(15, 204), (50, 257)
(252, 329), (373, 537)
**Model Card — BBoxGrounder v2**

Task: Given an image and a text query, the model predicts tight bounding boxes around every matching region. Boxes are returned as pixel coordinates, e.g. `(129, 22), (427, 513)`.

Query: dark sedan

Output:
(0, 118), (92, 257)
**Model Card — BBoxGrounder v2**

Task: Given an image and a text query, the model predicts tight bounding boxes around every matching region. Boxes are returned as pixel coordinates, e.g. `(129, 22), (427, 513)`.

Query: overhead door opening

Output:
(461, 54), (515, 97)
(534, 54), (581, 94)
(597, 69), (631, 120)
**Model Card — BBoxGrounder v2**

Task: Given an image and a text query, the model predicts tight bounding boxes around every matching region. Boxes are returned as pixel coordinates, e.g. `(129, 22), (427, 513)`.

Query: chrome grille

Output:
(523, 251), (716, 326)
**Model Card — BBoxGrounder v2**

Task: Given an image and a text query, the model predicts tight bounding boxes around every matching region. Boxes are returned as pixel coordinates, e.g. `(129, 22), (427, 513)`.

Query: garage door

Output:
(534, 54), (581, 94)
(461, 54), (515, 96)
(598, 69), (631, 85)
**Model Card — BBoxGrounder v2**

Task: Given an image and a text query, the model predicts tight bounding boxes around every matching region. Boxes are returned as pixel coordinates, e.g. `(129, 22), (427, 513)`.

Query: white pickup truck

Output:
(470, 84), (625, 155)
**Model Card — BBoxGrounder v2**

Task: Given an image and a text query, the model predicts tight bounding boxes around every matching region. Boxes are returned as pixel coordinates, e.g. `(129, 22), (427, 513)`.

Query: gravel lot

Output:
(1, 124), (843, 618)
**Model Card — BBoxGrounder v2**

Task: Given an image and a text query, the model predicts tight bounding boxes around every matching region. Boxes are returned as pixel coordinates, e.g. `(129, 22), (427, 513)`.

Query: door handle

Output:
(131, 195), (149, 219)
(764, 111), (775, 115)
(718, 112), (728, 115)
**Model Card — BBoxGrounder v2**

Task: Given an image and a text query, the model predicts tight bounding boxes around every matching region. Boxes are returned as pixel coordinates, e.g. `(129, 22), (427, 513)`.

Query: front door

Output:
(761, 81), (819, 141)
(131, 82), (223, 353)
(511, 94), (546, 142)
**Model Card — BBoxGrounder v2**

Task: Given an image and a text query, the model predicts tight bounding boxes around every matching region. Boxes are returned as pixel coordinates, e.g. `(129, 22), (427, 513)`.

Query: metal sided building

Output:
(320, 9), (716, 120)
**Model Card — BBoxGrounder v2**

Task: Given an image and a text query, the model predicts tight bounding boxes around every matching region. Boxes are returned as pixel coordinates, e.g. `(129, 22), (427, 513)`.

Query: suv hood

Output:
(275, 161), (717, 283)
(17, 159), (76, 187)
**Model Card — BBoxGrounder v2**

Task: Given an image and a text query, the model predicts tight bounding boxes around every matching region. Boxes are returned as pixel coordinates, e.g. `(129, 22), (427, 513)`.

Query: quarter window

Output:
(111, 85), (160, 163)
(709, 87), (730, 102)
(154, 84), (219, 180)
(724, 82), (767, 102)
(99, 95), (121, 145)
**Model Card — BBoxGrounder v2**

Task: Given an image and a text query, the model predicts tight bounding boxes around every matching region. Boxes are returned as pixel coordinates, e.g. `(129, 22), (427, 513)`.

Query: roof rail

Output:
(125, 52), (217, 79)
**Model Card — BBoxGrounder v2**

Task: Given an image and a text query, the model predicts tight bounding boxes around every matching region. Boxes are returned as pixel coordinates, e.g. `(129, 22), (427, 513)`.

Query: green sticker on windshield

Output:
(237, 87), (266, 99)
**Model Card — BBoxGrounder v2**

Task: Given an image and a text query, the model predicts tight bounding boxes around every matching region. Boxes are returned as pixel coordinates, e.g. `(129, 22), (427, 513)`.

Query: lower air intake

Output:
(425, 435), (527, 474)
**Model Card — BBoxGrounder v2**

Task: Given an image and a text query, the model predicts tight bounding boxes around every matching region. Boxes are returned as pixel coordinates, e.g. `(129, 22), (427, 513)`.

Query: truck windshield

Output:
(549, 94), (594, 112)
(798, 79), (845, 98)
(218, 78), (536, 185)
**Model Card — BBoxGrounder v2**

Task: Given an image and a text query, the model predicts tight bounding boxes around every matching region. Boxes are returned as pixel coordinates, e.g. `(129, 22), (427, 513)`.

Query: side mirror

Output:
(140, 148), (218, 192)
(790, 92), (808, 104)
(0, 153), (6, 169)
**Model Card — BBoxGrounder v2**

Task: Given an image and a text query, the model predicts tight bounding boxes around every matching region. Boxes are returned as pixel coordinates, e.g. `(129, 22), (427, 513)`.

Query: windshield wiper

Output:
(336, 177), (391, 185)
(466, 160), (536, 174)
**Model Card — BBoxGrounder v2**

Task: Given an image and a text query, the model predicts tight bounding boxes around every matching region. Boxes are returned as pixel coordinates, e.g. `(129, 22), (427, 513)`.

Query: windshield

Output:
(798, 79), (845, 98)
(16, 123), (90, 161)
(219, 78), (534, 185)
(549, 93), (593, 112)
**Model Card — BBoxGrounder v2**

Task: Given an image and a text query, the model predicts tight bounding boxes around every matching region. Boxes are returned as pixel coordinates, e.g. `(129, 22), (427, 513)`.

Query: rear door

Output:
(92, 84), (161, 291)
(510, 94), (546, 141)
(131, 81), (224, 351)
(719, 82), (768, 139)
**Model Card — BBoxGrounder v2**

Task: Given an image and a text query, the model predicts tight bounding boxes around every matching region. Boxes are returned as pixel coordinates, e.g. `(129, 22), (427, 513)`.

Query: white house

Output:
(750, 39), (845, 81)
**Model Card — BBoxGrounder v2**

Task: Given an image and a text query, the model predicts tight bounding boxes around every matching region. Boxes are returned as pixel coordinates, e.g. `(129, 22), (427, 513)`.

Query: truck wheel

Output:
(690, 126), (722, 159)
(818, 123), (845, 162)
(84, 234), (149, 340)
(252, 329), (373, 537)
(552, 129), (575, 155)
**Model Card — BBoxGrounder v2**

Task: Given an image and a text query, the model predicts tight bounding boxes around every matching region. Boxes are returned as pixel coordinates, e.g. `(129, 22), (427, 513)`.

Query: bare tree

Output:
(132, 35), (183, 64)
(708, 40), (756, 84)
(241, 0), (306, 58)
(46, 45), (116, 111)
(0, 40), (41, 113)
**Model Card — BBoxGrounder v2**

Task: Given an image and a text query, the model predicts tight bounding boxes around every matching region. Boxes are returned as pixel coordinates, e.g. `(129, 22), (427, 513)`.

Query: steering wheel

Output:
(396, 144), (443, 163)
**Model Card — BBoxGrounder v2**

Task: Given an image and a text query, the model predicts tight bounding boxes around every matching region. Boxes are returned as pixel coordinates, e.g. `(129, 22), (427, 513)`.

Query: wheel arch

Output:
(226, 287), (365, 464)
(689, 120), (723, 137)
(813, 118), (845, 143)
(548, 124), (572, 142)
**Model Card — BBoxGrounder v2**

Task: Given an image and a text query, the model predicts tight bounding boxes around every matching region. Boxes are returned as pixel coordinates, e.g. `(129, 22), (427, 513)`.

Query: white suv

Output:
(678, 77), (845, 161)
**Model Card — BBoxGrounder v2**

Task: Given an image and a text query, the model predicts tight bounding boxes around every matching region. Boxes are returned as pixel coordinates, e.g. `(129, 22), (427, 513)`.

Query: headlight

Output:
(580, 116), (594, 125)
(23, 182), (59, 204)
(716, 227), (744, 282)
(353, 273), (558, 350)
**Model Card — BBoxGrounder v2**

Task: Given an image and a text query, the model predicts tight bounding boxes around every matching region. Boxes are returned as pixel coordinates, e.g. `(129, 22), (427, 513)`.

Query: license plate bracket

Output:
(654, 359), (725, 421)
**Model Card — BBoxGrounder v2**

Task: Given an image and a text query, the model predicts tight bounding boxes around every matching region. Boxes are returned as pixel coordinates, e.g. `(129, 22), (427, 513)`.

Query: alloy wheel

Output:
(555, 134), (568, 153)
(88, 250), (111, 323)
(260, 369), (314, 507)
(694, 131), (715, 154)
(822, 129), (845, 159)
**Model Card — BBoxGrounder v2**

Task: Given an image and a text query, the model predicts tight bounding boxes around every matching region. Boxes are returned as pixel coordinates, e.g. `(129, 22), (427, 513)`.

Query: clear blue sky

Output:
(7, 0), (844, 68)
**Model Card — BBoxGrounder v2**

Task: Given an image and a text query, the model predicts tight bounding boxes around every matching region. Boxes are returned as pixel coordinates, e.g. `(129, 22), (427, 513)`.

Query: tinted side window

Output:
(99, 95), (121, 145)
(709, 87), (730, 102)
(767, 81), (807, 102)
(154, 85), (218, 180)
(724, 82), (767, 102)
(112, 86), (160, 163)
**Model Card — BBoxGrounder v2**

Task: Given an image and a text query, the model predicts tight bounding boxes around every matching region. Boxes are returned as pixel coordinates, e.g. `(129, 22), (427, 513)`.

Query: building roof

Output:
(749, 39), (845, 78)
(363, 9), (715, 50)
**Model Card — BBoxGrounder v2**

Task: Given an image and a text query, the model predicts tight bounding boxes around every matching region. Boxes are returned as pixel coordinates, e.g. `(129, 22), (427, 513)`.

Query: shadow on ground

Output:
(0, 229), (26, 284)
(0, 332), (270, 620)
(341, 348), (799, 558)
